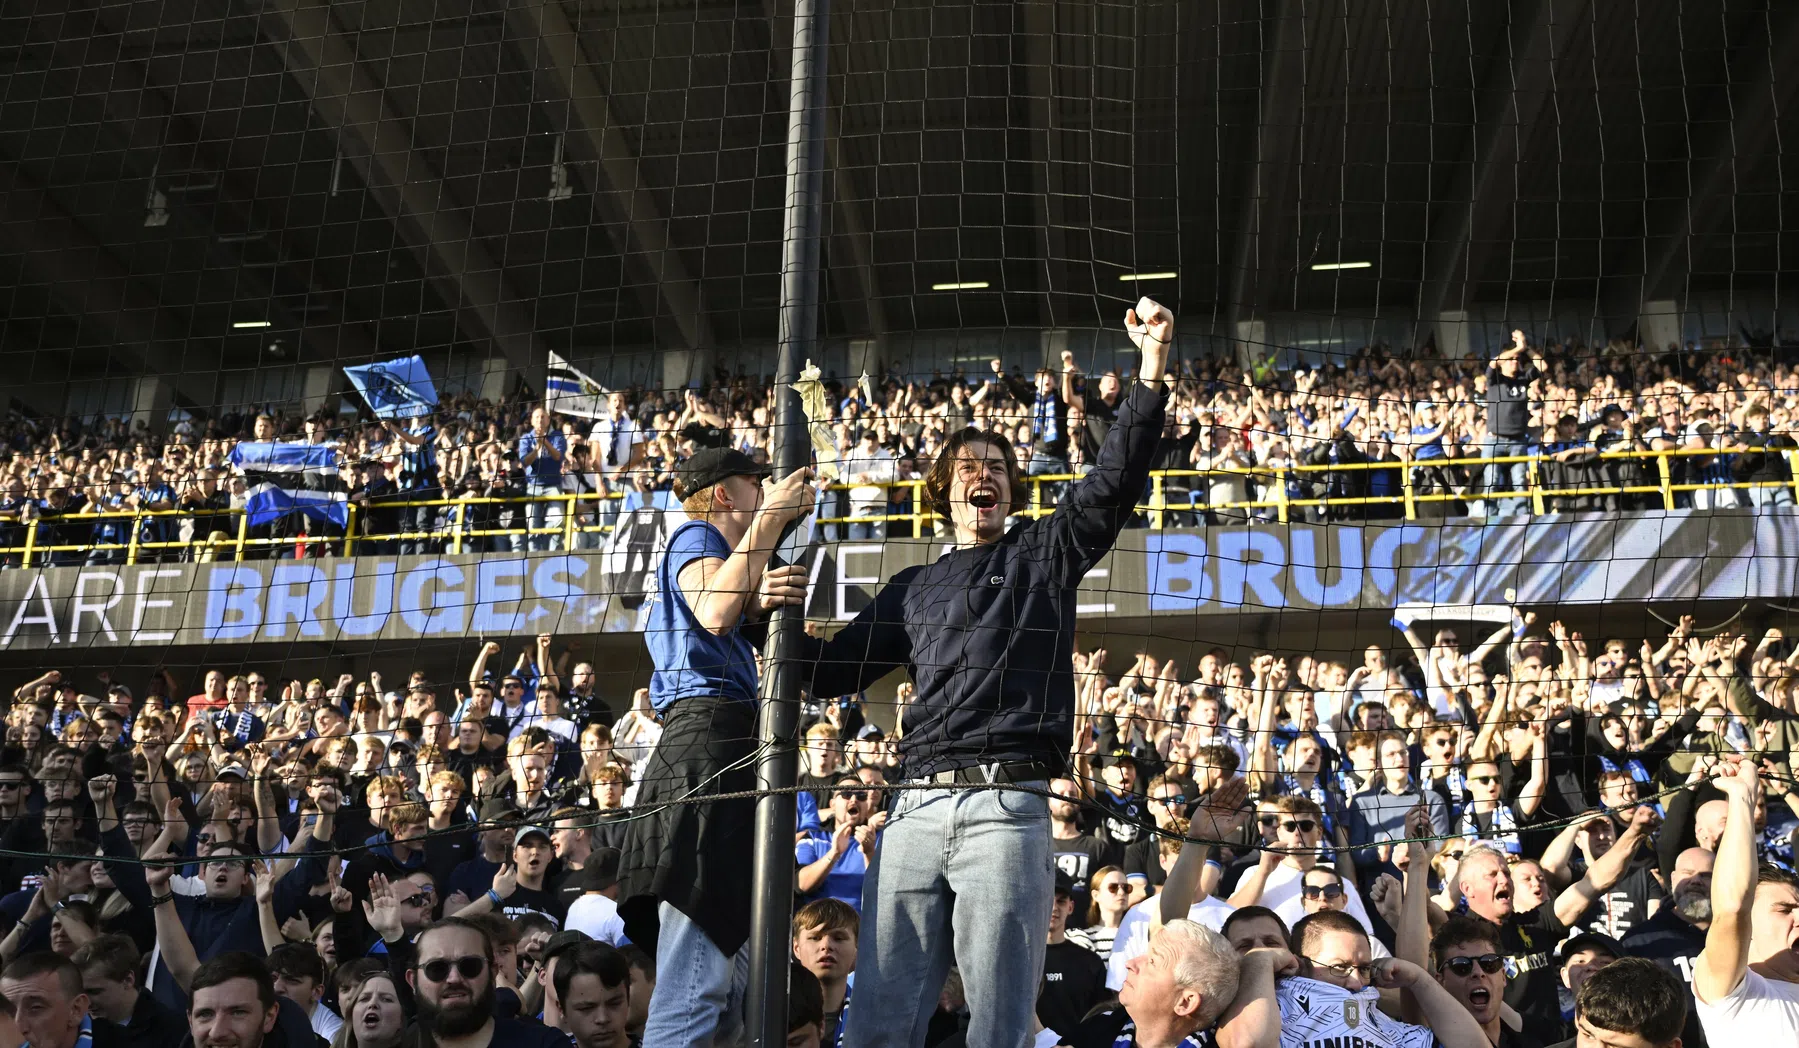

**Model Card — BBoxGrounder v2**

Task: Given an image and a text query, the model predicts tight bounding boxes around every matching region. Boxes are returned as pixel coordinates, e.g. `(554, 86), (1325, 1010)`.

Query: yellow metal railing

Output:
(1, 446), (1795, 566)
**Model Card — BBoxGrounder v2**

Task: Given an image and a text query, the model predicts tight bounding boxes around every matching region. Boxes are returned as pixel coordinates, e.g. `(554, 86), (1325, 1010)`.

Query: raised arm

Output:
(1376, 958), (1493, 1048)
(1695, 759), (1761, 1004)
(469, 641), (499, 695)
(678, 468), (813, 636)
(1043, 299), (1171, 576)
(1161, 779), (1249, 923)
(1554, 805), (1658, 928)
(148, 861), (201, 992)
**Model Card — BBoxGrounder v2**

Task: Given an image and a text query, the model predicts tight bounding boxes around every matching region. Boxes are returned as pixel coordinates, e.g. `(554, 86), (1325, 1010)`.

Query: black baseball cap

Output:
(1559, 931), (1623, 966)
(675, 447), (771, 499)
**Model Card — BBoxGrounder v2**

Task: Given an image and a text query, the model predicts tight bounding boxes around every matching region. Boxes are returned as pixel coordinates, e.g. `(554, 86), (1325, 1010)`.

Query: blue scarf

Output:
(829, 980), (851, 1048)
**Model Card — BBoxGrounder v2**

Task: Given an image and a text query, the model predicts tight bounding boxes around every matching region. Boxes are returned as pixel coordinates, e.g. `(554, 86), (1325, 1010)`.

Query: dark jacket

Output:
(101, 825), (330, 1013)
(112, 988), (189, 1048)
(804, 381), (1165, 777)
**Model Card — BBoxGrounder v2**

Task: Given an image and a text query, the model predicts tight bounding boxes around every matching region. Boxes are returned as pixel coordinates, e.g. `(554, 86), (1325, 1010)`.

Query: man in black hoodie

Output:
(803, 298), (1174, 1048)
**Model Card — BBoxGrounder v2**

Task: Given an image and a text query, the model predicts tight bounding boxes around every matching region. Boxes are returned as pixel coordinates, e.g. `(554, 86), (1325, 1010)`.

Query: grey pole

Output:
(746, 0), (829, 1043)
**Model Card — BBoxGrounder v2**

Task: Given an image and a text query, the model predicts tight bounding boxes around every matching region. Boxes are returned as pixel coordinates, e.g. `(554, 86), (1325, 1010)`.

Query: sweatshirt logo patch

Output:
(989, 575), (1005, 585)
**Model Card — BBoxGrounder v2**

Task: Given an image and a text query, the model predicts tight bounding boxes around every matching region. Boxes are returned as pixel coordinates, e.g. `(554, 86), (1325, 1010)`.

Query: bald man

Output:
(1622, 847), (1717, 1048)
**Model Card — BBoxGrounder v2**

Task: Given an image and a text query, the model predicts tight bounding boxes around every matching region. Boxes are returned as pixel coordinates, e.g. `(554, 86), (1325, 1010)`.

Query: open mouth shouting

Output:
(967, 484), (1000, 510)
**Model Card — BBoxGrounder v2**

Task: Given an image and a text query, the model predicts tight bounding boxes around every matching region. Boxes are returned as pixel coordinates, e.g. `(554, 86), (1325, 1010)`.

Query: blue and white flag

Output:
(229, 442), (349, 527)
(345, 355), (438, 419)
(546, 350), (608, 419)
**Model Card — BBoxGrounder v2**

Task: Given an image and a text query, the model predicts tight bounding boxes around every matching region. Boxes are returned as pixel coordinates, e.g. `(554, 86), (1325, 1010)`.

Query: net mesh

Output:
(0, 1), (1792, 900)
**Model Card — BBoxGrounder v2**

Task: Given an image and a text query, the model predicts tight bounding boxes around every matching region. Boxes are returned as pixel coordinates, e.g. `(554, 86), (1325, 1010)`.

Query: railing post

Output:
(1149, 473), (1166, 530)
(1528, 454), (1546, 516)
(234, 510), (250, 562)
(21, 516), (36, 570)
(343, 503), (359, 558)
(563, 493), (578, 550)
(452, 501), (467, 556)
(1401, 461), (1417, 520)
(1657, 452), (1675, 511)
(1275, 467), (1290, 524)
(1788, 451), (1799, 505)
(125, 516), (141, 566)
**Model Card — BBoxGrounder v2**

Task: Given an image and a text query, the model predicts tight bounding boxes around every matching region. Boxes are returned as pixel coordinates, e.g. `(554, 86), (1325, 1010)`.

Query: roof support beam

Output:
(1226, 0), (1310, 364)
(81, 5), (386, 372)
(1415, 0), (1590, 340)
(506, 0), (716, 352)
(260, 0), (548, 380)
(1600, 0), (1799, 334)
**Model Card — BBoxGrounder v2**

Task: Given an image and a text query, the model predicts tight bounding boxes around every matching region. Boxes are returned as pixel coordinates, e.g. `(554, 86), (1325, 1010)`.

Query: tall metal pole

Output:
(746, 0), (829, 1043)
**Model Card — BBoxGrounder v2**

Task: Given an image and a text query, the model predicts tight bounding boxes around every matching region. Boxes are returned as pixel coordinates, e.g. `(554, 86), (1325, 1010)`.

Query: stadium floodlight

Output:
(231, 320), (272, 329)
(1310, 261), (1372, 271)
(1119, 272), (1178, 282)
(930, 281), (990, 291)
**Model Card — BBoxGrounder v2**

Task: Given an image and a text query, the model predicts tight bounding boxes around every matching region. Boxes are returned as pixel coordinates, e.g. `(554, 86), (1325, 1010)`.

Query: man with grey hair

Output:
(1066, 919), (1256, 1048)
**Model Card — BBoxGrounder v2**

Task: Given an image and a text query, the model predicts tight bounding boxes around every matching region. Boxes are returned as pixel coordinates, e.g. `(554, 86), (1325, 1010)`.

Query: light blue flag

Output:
(345, 356), (438, 419)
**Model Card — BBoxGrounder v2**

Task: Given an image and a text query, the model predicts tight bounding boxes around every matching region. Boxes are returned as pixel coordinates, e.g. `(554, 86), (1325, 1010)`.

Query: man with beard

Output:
(1621, 847), (1714, 1048)
(1050, 777), (1120, 916)
(406, 918), (569, 1048)
(1430, 915), (1534, 1048)
(1693, 760), (1799, 1038)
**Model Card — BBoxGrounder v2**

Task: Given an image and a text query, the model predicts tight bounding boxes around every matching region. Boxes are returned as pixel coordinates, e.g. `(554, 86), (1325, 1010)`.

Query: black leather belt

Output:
(924, 762), (1054, 786)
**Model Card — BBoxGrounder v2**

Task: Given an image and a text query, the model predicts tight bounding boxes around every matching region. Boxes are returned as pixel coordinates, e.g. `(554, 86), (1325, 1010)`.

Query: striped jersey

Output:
(1277, 977), (1433, 1048)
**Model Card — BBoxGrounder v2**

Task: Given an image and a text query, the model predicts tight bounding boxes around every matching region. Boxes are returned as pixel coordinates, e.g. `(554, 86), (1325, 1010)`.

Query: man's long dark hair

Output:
(923, 427), (1023, 521)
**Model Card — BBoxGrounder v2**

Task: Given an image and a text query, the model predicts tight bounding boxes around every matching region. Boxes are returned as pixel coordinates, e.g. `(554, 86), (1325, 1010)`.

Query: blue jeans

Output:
(643, 900), (748, 1048)
(1484, 436), (1533, 516)
(840, 781), (1053, 1048)
(526, 482), (564, 551)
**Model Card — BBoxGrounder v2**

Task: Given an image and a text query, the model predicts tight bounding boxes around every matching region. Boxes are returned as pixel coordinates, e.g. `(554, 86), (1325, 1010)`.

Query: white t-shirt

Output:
(590, 416), (645, 479)
(1260, 864), (1375, 933)
(1105, 895), (1236, 990)
(1695, 969), (1799, 1041)
(311, 1005), (344, 1042)
(565, 892), (628, 945)
(1277, 977), (1432, 1048)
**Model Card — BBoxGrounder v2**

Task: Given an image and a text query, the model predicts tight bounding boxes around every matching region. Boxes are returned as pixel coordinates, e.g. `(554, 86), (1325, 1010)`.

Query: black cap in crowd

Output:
(675, 446), (771, 499)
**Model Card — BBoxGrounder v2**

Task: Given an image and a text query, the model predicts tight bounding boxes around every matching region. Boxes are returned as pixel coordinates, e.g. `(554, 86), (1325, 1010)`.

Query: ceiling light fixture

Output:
(931, 281), (990, 291)
(232, 320), (272, 329)
(1311, 261), (1372, 271)
(1119, 272), (1178, 282)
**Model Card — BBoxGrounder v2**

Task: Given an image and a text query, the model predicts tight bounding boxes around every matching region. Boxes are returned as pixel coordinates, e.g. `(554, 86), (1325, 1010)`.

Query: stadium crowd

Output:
(5, 328), (1799, 565)
(0, 605), (1793, 1048)
(0, 302), (1791, 1048)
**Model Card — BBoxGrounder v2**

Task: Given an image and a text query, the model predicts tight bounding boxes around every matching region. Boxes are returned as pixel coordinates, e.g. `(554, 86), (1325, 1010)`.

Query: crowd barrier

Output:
(3, 444), (1796, 567)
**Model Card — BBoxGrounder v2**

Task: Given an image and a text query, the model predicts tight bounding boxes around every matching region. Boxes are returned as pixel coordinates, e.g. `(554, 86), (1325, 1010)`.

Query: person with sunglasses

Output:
(795, 776), (885, 912)
(1294, 866), (1392, 957)
(1429, 915), (1537, 1048)
(1279, 910), (1490, 1048)
(406, 918), (571, 1048)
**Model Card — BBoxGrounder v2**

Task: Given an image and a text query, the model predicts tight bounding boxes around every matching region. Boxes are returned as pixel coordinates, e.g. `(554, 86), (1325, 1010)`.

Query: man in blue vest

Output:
(616, 447), (814, 1048)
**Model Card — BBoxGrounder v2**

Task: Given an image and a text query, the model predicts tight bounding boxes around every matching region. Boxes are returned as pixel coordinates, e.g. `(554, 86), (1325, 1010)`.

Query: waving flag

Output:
(547, 351), (608, 419)
(345, 356), (438, 419)
(229, 442), (349, 526)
